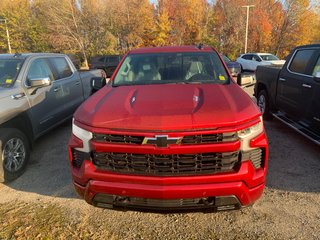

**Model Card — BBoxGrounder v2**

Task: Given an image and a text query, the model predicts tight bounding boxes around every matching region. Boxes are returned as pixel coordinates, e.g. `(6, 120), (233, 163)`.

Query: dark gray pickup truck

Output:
(254, 44), (320, 144)
(0, 53), (102, 182)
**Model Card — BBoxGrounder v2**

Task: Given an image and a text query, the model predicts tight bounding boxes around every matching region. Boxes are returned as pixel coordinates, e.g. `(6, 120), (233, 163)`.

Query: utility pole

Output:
(242, 5), (254, 53)
(0, 18), (12, 54)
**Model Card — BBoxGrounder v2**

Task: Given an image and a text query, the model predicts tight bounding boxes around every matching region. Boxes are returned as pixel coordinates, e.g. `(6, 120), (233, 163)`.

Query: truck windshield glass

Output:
(113, 52), (229, 86)
(0, 59), (23, 87)
(259, 54), (279, 61)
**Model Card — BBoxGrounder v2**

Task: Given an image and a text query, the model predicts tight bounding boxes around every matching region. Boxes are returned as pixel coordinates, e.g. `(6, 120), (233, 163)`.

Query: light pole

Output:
(0, 18), (12, 54)
(242, 5), (254, 53)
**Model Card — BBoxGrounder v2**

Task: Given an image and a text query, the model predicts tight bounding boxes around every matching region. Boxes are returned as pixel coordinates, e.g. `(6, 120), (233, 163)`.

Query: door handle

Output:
(53, 87), (60, 92)
(11, 93), (26, 100)
(279, 78), (286, 82)
(75, 81), (80, 86)
(302, 84), (312, 89)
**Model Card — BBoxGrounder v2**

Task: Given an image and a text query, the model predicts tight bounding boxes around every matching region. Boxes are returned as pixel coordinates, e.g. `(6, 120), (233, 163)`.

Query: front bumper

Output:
(73, 160), (265, 211)
(69, 131), (268, 211)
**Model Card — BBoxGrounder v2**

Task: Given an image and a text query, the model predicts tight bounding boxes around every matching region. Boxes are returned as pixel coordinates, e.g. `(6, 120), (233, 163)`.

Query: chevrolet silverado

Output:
(69, 46), (268, 211)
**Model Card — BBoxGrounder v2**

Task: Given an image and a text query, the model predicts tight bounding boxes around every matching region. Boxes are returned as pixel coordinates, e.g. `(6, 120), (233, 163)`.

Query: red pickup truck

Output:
(68, 46), (268, 211)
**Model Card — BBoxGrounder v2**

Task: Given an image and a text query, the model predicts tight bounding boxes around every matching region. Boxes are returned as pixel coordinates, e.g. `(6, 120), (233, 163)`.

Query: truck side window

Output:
(98, 57), (105, 62)
(312, 56), (320, 76)
(50, 57), (73, 80)
(27, 59), (54, 86)
(289, 49), (316, 75)
(108, 56), (119, 63)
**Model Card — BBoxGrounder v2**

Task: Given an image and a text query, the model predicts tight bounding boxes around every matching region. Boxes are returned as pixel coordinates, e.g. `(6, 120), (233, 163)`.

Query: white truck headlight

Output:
(238, 117), (264, 151)
(72, 119), (92, 152)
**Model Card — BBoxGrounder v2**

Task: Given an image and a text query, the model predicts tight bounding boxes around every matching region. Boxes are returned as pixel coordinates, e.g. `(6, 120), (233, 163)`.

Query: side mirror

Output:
(91, 77), (106, 94)
(237, 73), (254, 86)
(314, 71), (320, 82)
(28, 77), (51, 95)
(29, 77), (51, 88)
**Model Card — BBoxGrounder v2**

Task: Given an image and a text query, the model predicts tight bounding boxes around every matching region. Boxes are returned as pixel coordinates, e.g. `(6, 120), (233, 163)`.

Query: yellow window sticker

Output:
(219, 75), (225, 81)
(5, 79), (13, 84)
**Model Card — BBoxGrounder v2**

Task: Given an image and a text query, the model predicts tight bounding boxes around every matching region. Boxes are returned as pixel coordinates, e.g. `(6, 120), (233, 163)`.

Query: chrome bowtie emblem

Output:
(142, 135), (182, 148)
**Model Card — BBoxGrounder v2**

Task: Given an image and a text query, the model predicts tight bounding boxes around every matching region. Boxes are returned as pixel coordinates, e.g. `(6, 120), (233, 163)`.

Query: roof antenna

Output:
(197, 43), (204, 50)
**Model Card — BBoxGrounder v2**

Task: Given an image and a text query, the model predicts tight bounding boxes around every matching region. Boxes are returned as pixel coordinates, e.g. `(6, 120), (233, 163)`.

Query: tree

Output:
(157, 0), (208, 45)
(209, 0), (247, 59)
(152, 10), (172, 46)
(0, 0), (50, 53)
(273, 0), (318, 57)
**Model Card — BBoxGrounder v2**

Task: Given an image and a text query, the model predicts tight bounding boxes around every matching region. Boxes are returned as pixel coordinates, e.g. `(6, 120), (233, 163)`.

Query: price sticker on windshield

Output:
(219, 75), (226, 81)
(5, 79), (12, 84)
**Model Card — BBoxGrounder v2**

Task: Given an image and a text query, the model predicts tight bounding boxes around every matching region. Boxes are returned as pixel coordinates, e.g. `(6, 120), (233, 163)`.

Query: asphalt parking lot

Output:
(0, 85), (319, 239)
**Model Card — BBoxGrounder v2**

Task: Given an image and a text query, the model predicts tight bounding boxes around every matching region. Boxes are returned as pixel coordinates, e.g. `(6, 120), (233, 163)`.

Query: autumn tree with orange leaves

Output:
(0, 0), (319, 61)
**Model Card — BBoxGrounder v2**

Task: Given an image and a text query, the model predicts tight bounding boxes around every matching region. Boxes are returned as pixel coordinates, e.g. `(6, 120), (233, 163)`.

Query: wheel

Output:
(257, 90), (272, 120)
(0, 128), (30, 182)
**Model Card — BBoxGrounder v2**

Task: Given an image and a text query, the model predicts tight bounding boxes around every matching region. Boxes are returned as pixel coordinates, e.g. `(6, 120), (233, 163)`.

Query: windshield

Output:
(259, 54), (279, 61)
(113, 52), (229, 86)
(0, 59), (24, 87)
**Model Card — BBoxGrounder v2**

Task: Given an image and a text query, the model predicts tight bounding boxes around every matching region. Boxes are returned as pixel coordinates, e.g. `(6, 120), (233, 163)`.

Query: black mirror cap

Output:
(29, 77), (51, 88)
(91, 77), (106, 93)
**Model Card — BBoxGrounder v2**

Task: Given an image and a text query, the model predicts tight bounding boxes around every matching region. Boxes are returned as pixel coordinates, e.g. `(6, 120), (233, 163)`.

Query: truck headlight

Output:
(238, 117), (264, 151)
(72, 119), (92, 152)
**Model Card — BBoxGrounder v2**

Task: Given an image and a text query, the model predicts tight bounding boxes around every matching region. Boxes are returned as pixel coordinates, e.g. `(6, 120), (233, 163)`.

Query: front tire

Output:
(0, 128), (30, 182)
(257, 90), (272, 120)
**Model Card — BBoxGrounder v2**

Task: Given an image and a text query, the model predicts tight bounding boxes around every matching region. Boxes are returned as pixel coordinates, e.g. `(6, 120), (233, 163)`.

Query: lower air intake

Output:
(93, 194), (241, 212)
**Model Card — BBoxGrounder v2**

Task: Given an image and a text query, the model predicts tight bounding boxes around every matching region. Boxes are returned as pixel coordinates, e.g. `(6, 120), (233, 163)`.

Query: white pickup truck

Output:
(0, 53), (103, 182)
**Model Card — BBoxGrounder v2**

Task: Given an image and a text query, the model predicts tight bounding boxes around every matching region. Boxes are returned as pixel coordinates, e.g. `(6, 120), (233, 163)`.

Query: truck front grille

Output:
(92, 151), (240, 176)
(182, 132), (237, 144)
(93, 134), (144, 144)
(92, 132), (238, 145)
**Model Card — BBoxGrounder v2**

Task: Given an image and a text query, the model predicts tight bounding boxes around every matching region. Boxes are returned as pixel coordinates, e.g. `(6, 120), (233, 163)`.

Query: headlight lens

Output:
(72, 119), (92, 152)
(238, 117), (264, 151)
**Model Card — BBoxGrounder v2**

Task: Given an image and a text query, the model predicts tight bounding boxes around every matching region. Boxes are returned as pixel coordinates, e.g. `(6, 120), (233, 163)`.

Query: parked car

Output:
(237, 53), (285, 72)
(0, 53), (103, 182)
(254, 44), (320, 144)
(89, 55), (122, 77)
(68, 45), (268, 211)
(222, 55), (241, 78)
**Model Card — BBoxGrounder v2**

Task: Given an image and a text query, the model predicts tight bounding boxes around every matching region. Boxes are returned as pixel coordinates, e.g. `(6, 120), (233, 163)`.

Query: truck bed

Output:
(255, 65), (282, 98)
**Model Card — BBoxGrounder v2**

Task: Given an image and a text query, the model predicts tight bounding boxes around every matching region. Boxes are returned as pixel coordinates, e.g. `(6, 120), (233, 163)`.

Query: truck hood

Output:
(0, 86), (31, 125)
(0, 87), (14, 100)
(75, 83), (261, 131)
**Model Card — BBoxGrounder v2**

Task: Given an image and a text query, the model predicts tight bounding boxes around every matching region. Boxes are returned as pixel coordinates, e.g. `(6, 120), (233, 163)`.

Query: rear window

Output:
(0, 59), (24, 87)
(113, 52), (229, 86)
(259, 54), (279, 61)
(242, 54), (253, 60)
